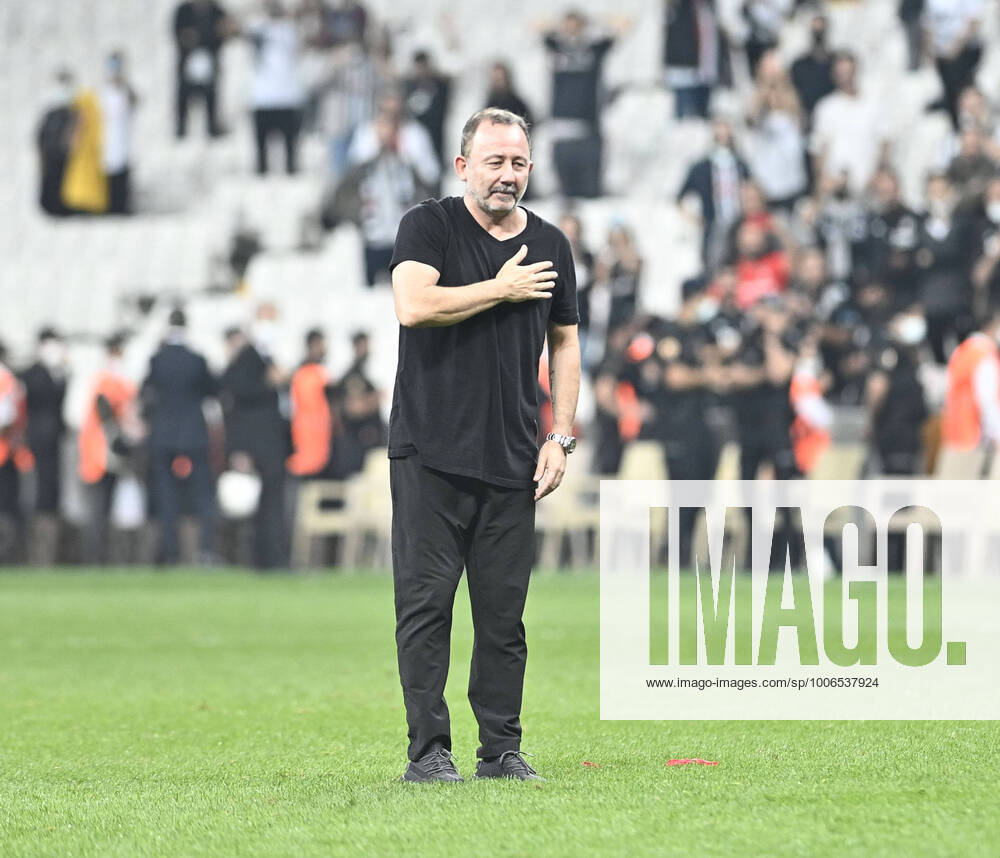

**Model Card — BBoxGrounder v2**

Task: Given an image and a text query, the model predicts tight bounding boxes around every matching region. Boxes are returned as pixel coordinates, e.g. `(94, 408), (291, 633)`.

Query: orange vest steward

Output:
(789, 373), (831, 474)
(942, 334), (999, 451)
(78, 370), (137, 484)
(0, 365), (28, 469)
(287, 362), (332, 476)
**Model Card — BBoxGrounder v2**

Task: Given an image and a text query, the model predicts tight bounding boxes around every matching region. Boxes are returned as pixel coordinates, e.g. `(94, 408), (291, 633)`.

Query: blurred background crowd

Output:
(3, 0), (1000, 568)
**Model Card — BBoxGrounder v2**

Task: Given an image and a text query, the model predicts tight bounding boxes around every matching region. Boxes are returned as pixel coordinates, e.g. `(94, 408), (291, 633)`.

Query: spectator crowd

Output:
(12, 0), (1000, 566)
(0, 312), (385, 567)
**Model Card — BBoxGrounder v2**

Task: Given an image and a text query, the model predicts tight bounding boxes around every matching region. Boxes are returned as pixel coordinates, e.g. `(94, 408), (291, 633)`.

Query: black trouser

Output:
(39, 155), (70, 216)
(29, 440), (61, 513)
(390, 455), (535, 761)
(84, 473), (116, 564)
(936, 45), (982, 128)
(363, 245), (394, 287)
(739, 434), (802, 571)
(666, 436), (718, 569)
(252, 454), (287, 569)
(176, 71), (220, 137)
(553, 134), (602, 198)
(107, 169), (131, 215)
(0, 458), (20, 563)
(253, 108), (302, 175)
(150, 446), (214, 564)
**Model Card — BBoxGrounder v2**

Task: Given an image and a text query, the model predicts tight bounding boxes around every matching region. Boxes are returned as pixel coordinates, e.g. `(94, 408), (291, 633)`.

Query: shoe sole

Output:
(399, 773), (464, 783)
(473, 773), (545, 782)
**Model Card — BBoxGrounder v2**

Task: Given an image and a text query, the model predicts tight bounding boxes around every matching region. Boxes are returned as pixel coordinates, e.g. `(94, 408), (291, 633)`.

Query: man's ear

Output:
(454, 155), (467, 180)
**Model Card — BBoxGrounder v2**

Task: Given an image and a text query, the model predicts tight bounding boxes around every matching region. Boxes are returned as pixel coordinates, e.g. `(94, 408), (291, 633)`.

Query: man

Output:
(915, 172), (976, 363)
(142, 309), (217, 564)
(676, 119), (749, 273)
(851, 168), (921, 306)
(78, 334), (139, 564)
(323, 105), (433, 286)
(389, 107), (580, 782)
(348, 93), (441, 195)
(36, 69), (78, 216)
(941, 306), (1000, 452)
(20, 328), (68, 564)
(287, 329), (334, 480)
(542, 10), (625, 198)
(330, 330), (384, 477)
(173, 0), (230, 138)
(248, 1), (305, 175)
(924, 0), (984, 128)
(402, 51), (452, 169)
(789, 14), (834, 127)
(810, 52), (890, 197)
(220, 304), (290, 569)
(663, 0), (725, 120)
(100, 51), (139, 215)
(0, 341), (28, 563)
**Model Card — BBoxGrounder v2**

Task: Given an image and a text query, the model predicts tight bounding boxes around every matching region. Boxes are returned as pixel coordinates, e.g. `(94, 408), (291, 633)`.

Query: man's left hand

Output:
(534, 440), (567, 501)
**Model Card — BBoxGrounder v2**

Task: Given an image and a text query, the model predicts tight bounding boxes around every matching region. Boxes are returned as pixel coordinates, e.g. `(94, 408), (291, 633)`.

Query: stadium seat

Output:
(535, 467), (601, 570)
(290, 479), (354, 569)
(808, 443), (867, 481)
(933, 446), (988, 479)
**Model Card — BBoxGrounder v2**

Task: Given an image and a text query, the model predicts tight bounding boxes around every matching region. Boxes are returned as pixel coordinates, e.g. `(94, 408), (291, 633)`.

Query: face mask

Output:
(253, 320), (277, 353)
(987, 201), (1000, 224)
(39, 340), (64, 371)
(929, 199), (952, 218)
(797, 357), (822, 378)
(895, 316), (926, 345)
(696, 297), (719, 323)
(711, 146), (735, 165)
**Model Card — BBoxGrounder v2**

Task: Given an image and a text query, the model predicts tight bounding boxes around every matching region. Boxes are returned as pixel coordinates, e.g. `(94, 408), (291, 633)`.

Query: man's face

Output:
(873, 171), (899, 206)
(562, 13), (585, 38)
(712, 120), (732, 148)
(797, 250), (826, 288)
(833, 57), (855, 91)
(810, 16), (827, 46)
(456, 121), (532, 218)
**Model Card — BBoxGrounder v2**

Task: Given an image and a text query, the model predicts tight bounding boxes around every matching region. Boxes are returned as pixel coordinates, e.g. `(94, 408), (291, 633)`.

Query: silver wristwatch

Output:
(546, 432), (576, 454)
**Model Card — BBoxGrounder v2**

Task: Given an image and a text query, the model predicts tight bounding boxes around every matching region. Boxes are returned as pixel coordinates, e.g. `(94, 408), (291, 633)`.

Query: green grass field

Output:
(1, 570), (997, 857)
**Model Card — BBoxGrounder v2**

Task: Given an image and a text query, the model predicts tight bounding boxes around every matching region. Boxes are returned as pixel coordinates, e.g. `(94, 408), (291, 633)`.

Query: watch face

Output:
(566, 437), (576, 454)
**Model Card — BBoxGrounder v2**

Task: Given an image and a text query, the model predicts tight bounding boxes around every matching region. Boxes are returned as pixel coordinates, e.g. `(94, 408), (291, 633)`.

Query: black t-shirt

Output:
(388, 196), (579, 488)
(544, 33), (614, 126)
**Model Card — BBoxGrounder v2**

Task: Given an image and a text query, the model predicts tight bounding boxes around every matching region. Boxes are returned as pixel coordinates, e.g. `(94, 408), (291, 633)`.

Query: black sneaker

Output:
(400, 744), (464, 783)
(474, 750), (545, 781)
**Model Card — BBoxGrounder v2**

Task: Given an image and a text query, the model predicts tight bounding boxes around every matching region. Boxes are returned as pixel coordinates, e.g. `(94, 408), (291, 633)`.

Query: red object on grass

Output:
(582, 761), (601, 768)
(666, 758), (719, 766)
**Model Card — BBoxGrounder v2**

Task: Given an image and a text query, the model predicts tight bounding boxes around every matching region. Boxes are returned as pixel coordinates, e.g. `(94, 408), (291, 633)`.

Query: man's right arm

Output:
(392, 244), (557, 328)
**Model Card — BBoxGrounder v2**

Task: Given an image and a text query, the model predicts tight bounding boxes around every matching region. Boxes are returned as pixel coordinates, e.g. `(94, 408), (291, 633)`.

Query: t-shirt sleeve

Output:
(549, 232), (580, 326)
(390, 201), (449, 274)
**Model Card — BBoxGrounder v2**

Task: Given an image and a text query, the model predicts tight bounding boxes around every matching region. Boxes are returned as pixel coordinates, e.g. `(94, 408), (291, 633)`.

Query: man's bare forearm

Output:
(548, 325), (581, 435)
(396, 279), (508, 328)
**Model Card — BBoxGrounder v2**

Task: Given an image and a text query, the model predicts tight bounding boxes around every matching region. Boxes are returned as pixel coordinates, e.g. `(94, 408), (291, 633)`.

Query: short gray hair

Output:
(460, 107), (531, 159)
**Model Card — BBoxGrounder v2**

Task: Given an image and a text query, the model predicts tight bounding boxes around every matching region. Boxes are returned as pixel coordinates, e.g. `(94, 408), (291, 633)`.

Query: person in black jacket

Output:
(36, 70), (78, 217)
(677, 119), (749, 271)
(219, 304), (290, 569)
(173, 0), (231, 138)
(142, 308), (218, 564)
(664, 0), (728, 119)
(484, 62), (534, 127)
(403, 51), (452, 169)
(20, 328), (68, 564)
